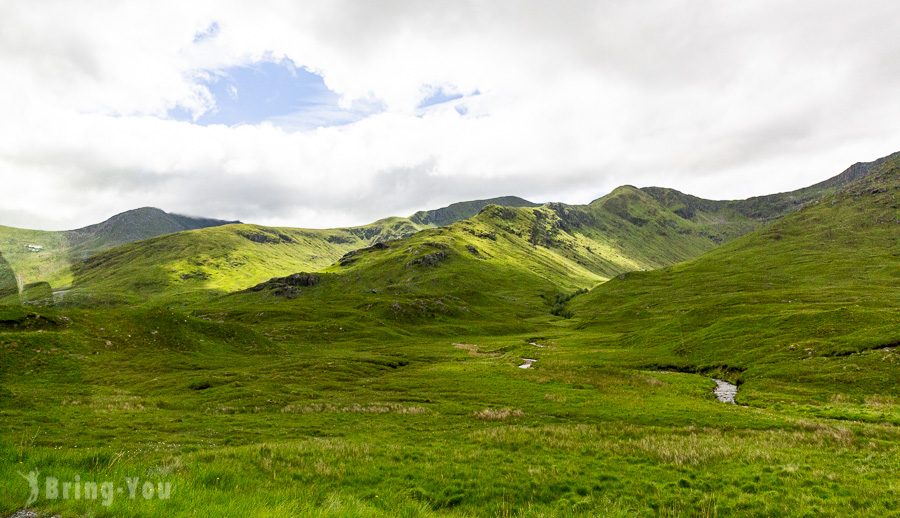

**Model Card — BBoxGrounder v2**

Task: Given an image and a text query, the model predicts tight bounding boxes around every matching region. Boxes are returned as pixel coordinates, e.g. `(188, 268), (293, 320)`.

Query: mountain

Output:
(202, 153), (892, 333)
(65, 207), (239, 258)
(67, 154), (890, 305)
(409, 196), (540, 226)
(0, 196), (545, 295)
(569, 151), (899, 401)
(0, 207), (236, 290)
(68, 192), (740, 304)
(640, 151), (900, 222)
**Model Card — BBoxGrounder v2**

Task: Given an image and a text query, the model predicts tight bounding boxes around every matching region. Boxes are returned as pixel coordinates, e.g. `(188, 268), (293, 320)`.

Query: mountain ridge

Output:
(67, 151), (895, 306)
(410, 196), (540, 226)
(2, 151), (892, 298)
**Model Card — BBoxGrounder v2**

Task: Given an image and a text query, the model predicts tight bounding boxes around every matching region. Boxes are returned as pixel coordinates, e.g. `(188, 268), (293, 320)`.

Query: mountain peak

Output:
(64, 207), (238, 258)
(409, 196), (539, 227)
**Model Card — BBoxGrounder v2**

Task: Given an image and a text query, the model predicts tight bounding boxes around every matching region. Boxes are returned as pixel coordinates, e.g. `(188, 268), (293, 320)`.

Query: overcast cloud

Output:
(1, 0), (899, 230)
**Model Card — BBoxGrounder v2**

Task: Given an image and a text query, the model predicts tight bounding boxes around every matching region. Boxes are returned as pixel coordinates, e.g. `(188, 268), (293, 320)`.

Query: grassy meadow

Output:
(0, 157), (897, 516)
(0, 304), (895, 517)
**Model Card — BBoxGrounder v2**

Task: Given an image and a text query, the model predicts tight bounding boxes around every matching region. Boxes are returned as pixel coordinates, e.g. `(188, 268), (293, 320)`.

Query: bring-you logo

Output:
(17, 469), (173, 508)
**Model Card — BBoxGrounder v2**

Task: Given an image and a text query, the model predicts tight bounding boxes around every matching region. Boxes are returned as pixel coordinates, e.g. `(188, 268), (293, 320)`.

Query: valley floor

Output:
(0, 307), (896, 517)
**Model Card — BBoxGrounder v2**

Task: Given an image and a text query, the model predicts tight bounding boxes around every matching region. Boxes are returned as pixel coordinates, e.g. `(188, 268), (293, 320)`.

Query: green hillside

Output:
(570, 152), (899, 402)
(64, 207), (239, 259)
(0, 226), (75, 288)
(0, 207), (236, 290)
(66, 180), (792, 303)
(66, 195), (735, 305)
(0, 198), (542, 297)
(215, 194), (757, 334)
(68, 219), (426, 302)
(6, 155), (883, 302)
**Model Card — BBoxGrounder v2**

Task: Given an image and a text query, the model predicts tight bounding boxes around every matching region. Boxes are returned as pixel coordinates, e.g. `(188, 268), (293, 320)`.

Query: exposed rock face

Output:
(408, 251), (448, 267)
(247, 272), (321, 299)
(339, 242), (390, 267)
(238, 230), (296, 244)
(326, 234), (354, 244)
(180, 270), (210, 281)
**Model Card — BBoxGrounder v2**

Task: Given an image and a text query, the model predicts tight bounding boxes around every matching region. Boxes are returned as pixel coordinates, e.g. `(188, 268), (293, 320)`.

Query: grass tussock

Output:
(473, 408), (525, 421)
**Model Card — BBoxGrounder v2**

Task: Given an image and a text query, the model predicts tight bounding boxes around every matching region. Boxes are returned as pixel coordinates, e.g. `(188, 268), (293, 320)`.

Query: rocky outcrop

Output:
(247, 272), (321, 299)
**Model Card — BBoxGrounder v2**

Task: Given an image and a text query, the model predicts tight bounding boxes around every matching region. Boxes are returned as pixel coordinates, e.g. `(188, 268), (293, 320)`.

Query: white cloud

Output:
(1, 0), (898, 229)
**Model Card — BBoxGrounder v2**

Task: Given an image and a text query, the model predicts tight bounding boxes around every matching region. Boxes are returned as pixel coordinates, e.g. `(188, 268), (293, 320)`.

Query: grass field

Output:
(0, 156), (896, 516)
(0, 305), (896, 516)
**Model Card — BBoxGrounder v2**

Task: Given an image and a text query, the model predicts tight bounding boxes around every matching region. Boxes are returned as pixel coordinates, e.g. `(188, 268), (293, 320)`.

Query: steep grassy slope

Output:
(0, 208), (236, 289)
(570, 153), (900, 402)
(202, 184), (816, 339)
(207, 208), (607, 338)
(10, 155), (887, 301)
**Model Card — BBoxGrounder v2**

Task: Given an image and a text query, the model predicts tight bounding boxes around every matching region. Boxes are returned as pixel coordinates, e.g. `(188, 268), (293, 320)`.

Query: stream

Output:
(713, 378), (738, 404)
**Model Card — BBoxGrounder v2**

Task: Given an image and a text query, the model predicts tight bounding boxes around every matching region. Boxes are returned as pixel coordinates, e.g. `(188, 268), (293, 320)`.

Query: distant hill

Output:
(65, 207), (239, 259)
(0, 207), (236, 289)
(409, 196), (539, 226)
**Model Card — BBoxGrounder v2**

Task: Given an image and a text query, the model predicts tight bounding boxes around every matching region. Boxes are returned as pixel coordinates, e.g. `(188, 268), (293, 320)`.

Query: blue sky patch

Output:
(193, 22), (220, 43)
(418, 87), (465, 108)
(171, 59), (380, 129)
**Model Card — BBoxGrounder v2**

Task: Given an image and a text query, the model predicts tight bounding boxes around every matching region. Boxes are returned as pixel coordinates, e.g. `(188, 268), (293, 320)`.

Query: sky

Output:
(1, 1), (899, 230)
